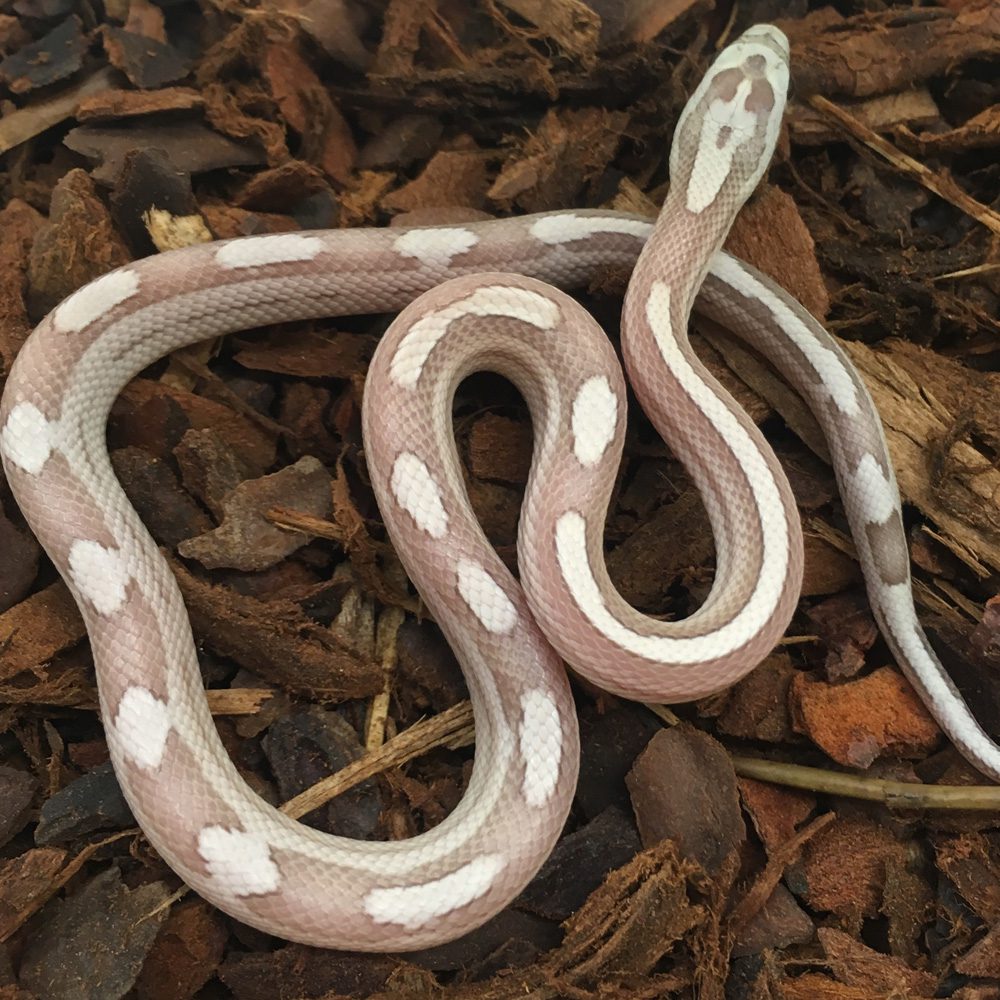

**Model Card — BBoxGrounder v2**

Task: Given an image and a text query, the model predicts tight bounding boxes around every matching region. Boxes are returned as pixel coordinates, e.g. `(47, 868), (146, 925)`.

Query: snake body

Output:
(2, 25), (997, 951)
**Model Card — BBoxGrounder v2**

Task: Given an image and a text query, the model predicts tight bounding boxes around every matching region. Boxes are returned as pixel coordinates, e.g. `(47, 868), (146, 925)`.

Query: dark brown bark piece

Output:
(34, 762), (133, 845)
(732, 883), (814, 957)
(233, 329), (375, 379)
(262, 707), (382, 838)
(797, 815), (909, 924)
(0, 583), (85, 685)
(0, 766), (35, 849)
(64, 121), (264, 185)
(805, 593), (880, 682)
(102, 26), (193, 89)
(517, 806), (642, 921)
(0, 15), (86, 94)
(112, 446), (214, 550)
(576, 704), (661, 819)
(0, 509), (39, 615)
(109, 147), (200, 257)
(77, 85), (205, 121)
(218, 943), (406, 999)
(817, 926), (938, 998)
(177, 456), (332, 572)
(627, 726), (745, 878)
(789, 6), (1000, 100)
(738, 776), (815, 854)
(18, 867), (170, 1000)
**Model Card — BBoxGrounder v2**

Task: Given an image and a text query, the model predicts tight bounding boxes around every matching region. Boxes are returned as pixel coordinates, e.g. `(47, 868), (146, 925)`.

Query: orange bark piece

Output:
(791, 665), (941, 768)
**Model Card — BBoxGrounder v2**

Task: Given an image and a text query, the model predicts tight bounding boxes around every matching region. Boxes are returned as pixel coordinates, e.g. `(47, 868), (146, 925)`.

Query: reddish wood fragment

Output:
(339, 170), (395, 225)
(910, 102), (1000, 152)
(956, 920), (1000, 978)
(934, 832), (1000, 925)
(233, 329), (374, 379)
(0, 198), (43, 369)
(172, 560), (382, 699)
(199, 200), (301, 239)
(200, 81), (289, 166)
(0, 847), (67, 943)
(789, 5), (1000, 100)
(0, 583), (85, 684)
(77, 86), (204, 121)
(467, 413), (532, 485)
(494, 0), (601, 66)
(715, 654), (798, 746)
(790, 666), (941, 768)
(801, 533), (862, 597)
(134, 902), (227, 1000)
(382, 147), (491, 214)
(789, 88), (941, 146)
(488, 107), (627, 213)
(773, 974), (873, 999)
(113, 379), (277, 473)
(805, 593), (879, 681)
(262, 41), (357, 184)
(799, 815), (908, 921)
(26, 169), (131, 319)
(725, 185), (830, 322)
(124, 0), (167, 41)
(818, 927), (937, 998)
(738, 775), (815, 853)
(0, 14), (29, 53)
(266, 0), (371, 71)
(370, 0), (436, 78)
(555, 838), (704, 980)
(390, 207), (495, 227)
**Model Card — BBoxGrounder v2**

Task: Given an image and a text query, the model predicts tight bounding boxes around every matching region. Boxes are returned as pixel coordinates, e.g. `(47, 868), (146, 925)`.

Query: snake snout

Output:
(734, 23), (789, 61)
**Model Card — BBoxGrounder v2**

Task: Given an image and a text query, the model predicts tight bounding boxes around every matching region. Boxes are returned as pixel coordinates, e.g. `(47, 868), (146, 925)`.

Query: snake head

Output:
(669, 24), (790, 216)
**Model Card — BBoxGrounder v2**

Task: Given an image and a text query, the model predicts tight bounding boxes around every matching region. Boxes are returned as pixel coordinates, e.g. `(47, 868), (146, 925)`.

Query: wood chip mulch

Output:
(2, 2), (1000, 998)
